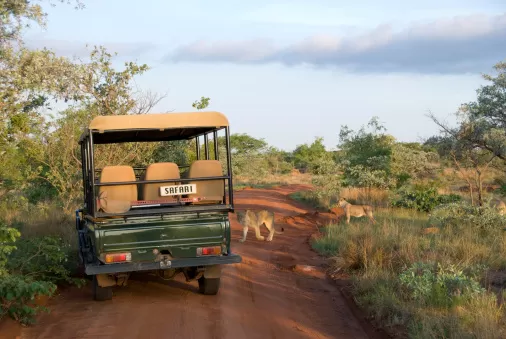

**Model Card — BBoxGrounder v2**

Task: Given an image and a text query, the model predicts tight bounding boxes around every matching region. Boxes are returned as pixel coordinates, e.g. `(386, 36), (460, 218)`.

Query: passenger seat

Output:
(142, 162), (181, 201)
(187, 160), (224, 204)
(98, 165), (137, 214)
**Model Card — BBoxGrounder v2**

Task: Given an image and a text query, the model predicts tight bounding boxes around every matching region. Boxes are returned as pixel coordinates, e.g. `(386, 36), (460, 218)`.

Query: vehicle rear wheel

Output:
(92, 275), (113, 301)
(198, 276), (220, 295)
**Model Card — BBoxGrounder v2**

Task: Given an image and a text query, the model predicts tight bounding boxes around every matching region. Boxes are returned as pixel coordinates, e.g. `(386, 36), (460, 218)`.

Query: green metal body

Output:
(79, 211), (241, 275)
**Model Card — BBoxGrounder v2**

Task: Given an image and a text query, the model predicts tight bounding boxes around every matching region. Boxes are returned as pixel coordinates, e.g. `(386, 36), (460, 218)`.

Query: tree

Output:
(192, 96), (210, 110)
(427, 59), (506, 205)
(229, 133), (267, 155)
(428, 60), (506, 164)
(425, 128), (498, 207)
(391, 143), (439, 187)
(38, 114), (157, 213)
(0, 1), (85, 201)
(423, 135), (455, 160)
(0, 220), (20, 277)
(263, 147), (294, 175)
(292, 137), (330, 173)
(164, 96), (212, 165)
(337, 117), (395, 189)
(449, 141), (497, 206)
(131, 90), (167, 114)
(0, 0), (84, 48)
(310, 156), (341, 208)
(0, 1), (167, 213)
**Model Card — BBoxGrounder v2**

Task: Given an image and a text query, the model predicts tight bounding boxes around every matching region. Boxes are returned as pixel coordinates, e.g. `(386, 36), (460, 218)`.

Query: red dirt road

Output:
(3, 185), (379, 339)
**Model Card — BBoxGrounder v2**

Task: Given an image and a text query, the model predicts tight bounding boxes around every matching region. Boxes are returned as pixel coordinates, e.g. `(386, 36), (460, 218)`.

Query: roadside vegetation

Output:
(1, 1), (506, 338)
(289, 63), (506, 338)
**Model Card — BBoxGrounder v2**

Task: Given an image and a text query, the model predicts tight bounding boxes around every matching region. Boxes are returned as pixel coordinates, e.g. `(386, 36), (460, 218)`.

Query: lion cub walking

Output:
(337, 197), (376, 224)
(236, 210), (284, 242)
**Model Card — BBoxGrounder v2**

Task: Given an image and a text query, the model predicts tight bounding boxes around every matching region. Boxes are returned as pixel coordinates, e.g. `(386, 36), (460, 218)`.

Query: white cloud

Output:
(168, 13), (506, 74)
(172, 39), (274, 63)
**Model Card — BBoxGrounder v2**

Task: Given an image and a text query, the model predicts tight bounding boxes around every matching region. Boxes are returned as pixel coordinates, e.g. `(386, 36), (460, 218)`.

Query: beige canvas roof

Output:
(88, 111), (229, 132)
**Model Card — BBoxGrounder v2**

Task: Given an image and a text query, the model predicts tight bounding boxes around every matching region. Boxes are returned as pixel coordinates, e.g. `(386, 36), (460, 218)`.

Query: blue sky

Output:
(26, 0), (506, 150)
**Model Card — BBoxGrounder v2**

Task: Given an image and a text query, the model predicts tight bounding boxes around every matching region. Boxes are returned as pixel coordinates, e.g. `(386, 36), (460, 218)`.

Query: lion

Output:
(337, 197), (376, 224)
(490, 198), (506, 215)
(236, 210), (284, 242)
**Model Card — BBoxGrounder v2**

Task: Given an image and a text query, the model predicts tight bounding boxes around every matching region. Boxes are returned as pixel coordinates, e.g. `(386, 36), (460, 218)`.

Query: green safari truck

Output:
(76, 111), (242, 300)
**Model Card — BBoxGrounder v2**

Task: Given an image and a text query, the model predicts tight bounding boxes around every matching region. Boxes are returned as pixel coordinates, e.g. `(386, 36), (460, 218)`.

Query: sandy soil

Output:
(1, 185), (386, 339)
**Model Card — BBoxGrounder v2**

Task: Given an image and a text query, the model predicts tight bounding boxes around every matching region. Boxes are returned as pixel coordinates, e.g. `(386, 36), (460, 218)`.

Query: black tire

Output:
(92, 275), (113, 301)
(198, 276), (221, 295)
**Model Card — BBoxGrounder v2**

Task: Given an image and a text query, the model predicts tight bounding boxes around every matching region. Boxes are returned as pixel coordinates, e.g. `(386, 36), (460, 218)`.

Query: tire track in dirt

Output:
(1, 184), (385, 339)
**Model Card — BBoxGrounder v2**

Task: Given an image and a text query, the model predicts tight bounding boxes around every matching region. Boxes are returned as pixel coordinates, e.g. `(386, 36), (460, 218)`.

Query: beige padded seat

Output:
(142, 162), (180, 200)
(187, 160), (224, 204)
(98, 166), (137, 214)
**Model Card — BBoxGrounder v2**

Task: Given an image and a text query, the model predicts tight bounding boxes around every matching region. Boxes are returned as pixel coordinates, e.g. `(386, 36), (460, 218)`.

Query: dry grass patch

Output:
(312, 208), (506, 338)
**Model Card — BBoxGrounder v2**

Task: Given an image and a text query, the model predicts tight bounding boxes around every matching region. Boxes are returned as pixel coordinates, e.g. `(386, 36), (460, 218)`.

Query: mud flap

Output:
(203, 264), (222, 279)
(96, 273), (116, 287)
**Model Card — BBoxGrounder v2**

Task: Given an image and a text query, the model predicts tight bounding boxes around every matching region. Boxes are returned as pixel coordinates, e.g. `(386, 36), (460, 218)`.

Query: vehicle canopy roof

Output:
(79, 111), (229, 144)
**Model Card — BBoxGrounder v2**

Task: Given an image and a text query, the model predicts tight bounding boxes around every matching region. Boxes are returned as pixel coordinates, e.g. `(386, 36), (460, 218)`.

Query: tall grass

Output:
(313, 208), (506, 338)
(339, 187), (391, 207)
(290, 186), (391, 210)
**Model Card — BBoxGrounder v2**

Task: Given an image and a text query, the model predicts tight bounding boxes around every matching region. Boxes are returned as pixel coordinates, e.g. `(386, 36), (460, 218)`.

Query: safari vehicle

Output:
(75, 111), (242, 301)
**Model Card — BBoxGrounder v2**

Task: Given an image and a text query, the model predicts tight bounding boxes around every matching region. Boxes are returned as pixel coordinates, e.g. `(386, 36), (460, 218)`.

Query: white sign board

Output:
(159, 184), (197, 197)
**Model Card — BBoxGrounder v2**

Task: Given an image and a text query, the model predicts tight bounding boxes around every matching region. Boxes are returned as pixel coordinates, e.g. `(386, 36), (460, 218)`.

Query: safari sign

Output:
(159, 184), (197, 197)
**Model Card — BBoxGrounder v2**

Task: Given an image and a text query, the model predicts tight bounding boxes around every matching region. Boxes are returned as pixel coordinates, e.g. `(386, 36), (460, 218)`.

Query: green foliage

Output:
(0, 219), (20, 276)
(338, 118), (440, 190)
(391, 187), (461, 212)
(152, 140), (193, 165)
(391, 143), (439, 187)
(399, 262), (486, 308)
(312, 207), (506, 338)
(498, 184), (506, 197)
(7, 235), (85, 286)
(344, 165), (394, 189)
(310, 156), (341, 208)
(337, 117), (396, 188)
(292, 137), (330, 173)
(227, 134), (291, 179)
(192, 96), (210, 110)
(27, 46), (153, 212)
(0, 47), (81, 198)
(457, 60), (506, 163)
(429, 201), (506, 231)
(0, 0), (83, 47)
(423, 135), (455, 160)
(230, 133), (268, 155)
(0, 221), (83, 325)
(263, 147), (294, 175)
(0, 274), (56, 325)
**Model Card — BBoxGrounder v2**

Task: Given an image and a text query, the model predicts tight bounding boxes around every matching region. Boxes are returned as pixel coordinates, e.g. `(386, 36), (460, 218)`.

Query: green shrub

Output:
(429, 201), (506, 231)
(0, 224), (84, 325)
(311, 198), (506, 338)
(391, 186), (461, 212)
(0, 220), (20, 277)
(399, 262), (486, 308)
(7, 235), (85, 286)
(0, 274), (56, 325)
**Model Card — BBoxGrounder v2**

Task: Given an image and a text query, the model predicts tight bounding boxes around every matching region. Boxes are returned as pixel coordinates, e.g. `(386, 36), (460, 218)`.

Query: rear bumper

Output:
(85, 253), (242, 275)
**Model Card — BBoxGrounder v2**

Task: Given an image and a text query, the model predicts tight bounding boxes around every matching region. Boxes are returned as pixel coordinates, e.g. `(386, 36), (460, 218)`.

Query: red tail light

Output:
(197, 246), (221, 256)
(104, 252), (132, 263)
